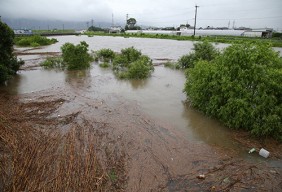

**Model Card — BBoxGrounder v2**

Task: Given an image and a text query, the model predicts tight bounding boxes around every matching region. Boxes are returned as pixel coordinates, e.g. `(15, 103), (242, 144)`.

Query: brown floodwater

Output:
(1, 36), (282, 166)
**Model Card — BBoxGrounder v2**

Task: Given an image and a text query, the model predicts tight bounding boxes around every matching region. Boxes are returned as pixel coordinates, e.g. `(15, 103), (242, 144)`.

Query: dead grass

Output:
(0, 93), (110, 191)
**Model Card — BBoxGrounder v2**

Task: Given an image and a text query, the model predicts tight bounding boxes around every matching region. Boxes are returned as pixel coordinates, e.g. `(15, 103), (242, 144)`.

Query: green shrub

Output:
(30, 42), (40, 47)
(99, 62), (110, 68)
(15, 35), (58, 47)
(164, 61), (180, 69)
(96, 48), (115, 62)
(125, 56), (154, 79)
(0, 21), (24, 83)
(113, 47), (154, 79)
(61, 41), (93, 70)
(178, 54), (197, 69)
(120, 46), (142, 64)
(17, 38), (30, 46)
(40, 57), (64, 69)
(184, 42), (282, 140)
(178, 41), (219, 69)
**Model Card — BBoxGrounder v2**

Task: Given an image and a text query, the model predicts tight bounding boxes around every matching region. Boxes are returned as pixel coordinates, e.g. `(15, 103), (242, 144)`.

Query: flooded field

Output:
(1, 36), (282, 191)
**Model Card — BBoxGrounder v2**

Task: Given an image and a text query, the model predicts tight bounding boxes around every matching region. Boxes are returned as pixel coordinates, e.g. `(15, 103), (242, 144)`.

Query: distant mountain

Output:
(2, 17), (113, 30)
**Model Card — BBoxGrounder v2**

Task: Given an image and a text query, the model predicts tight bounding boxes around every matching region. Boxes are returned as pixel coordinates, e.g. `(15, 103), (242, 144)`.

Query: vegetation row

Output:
(14, 35), (58, 47)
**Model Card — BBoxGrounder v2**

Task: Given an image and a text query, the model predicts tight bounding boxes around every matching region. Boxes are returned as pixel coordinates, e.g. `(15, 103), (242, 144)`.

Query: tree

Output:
(184, 42), (282, 140)
(127, 18), (136, 28)
(61, 41), (92, 70)
(88, 26), (104, 32)
(0, 21), (24, 83)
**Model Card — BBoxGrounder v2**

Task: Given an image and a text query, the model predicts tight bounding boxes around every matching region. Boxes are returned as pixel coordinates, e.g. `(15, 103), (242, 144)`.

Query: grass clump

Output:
(164, 61), (180, 69)
(40, 41), (93, 70)
(15, 35), (58, 47)
(95, 47), (154, 79)
(113, 47), (154, 79)
(40, 57), (64, 69)
(184, 42), (282, 140)
(95, 48), (116, 62)
(99, 62), (110, 68)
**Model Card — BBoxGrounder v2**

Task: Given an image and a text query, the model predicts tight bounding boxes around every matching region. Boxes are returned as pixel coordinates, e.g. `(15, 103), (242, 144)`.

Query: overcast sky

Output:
(1, 0), (281, 29)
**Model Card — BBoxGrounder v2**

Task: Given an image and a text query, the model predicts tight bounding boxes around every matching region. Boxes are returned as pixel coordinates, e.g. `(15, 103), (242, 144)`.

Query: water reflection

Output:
(0, 74), (23, 95)
(128, 79), (149, 89)
(0, 70), (66, 94)
(182, 102), (238, 148)
(64, 69), (91, 88)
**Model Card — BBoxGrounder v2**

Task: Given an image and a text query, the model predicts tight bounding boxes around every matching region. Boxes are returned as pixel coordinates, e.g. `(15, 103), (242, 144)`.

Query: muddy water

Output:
(2, 36), (281, 160)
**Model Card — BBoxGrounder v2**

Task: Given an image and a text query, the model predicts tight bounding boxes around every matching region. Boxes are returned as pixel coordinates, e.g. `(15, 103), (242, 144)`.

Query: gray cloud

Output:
(1, 0), (281, 29)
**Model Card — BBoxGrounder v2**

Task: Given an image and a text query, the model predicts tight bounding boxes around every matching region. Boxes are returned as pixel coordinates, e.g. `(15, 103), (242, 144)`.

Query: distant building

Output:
(246, 28), (273, 38)
(181, 28), (273, 38)
(14, 29), (32, 35)
(109, 26), (122, 33)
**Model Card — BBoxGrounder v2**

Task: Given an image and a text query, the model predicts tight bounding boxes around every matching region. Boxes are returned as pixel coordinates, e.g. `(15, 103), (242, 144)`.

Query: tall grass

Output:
(0, 96), (108, 191)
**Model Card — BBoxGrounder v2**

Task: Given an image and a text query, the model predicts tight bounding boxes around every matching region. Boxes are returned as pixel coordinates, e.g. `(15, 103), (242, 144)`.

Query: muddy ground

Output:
(0, 53), (282, 191)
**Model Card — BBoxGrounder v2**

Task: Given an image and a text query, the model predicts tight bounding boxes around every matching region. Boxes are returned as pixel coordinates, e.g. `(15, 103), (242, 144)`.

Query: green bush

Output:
(99, 62), (110, 68)
(164, 61), (180, 69)
(178, 41), (219, 69)
(118, 56), (153, 79)
(120, 47), (142, 64)
(0, 21), (24, 83)
(15, 35), (58, 47)
(40, 57), (64, 69)
(113, 47), (153, 79)
(96, 48), (115, 62)
(184, 42), (282, 140)
(178, 54), (197, 69)
(61, 41), (93, 70)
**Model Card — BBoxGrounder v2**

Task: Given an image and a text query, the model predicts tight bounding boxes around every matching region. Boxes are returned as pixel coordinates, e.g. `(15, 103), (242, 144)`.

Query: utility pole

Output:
(91, 19), (94, 27)
(193, 5), (199, 36)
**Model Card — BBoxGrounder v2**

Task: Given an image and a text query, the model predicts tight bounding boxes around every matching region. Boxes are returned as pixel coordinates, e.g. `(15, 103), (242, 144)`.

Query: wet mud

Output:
(1, 85), (282, 191)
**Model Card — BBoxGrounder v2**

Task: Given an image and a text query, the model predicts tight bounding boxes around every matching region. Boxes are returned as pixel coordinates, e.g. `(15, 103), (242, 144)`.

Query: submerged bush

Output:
(164, 61), (180, 69)
(15, 35), (58, 47)
(99, 62), (110, 68)
(117, 55), (154, 79)
(61, 41), (93, 70)
(178, 41), (219, 69)
(184, 42), (282, 140)
(40, 57), (64, 69)
(112, 47), (153, 79)
(96, 48), (115, 62)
